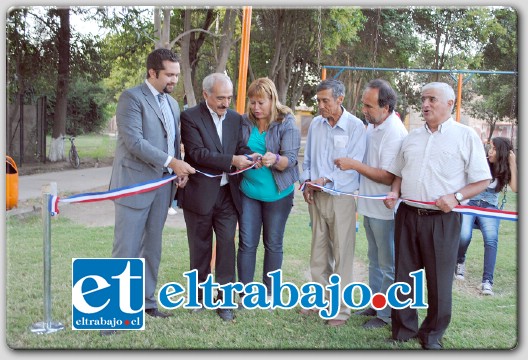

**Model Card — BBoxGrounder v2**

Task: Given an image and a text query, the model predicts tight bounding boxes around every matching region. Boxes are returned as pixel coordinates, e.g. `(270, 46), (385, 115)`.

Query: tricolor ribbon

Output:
(299, 182), (517, 221)
(48, 175), (177, 216)
(299, 182), (387, 200)
(48, 163), (258, 216)
(404, 199), (517, 221)
(195, 162), (258, 178)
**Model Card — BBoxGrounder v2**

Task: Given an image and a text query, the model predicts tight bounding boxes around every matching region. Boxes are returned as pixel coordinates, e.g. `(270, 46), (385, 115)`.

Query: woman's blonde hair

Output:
(246, 77), (293, 126)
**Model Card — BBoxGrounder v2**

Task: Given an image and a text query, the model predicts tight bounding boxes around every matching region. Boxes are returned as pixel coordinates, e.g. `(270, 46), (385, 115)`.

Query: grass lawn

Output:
(53, 133), (117, 161)
(5, 188), (518, 350)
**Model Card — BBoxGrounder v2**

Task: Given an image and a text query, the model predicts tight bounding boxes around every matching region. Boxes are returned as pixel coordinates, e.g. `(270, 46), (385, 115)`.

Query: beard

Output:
(163, 84), (174, 94)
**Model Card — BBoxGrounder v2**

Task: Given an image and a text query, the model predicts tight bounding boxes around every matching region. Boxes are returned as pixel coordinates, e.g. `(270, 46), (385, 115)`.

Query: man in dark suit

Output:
(108, 48), (195, 329)
(179, 73), (256, 322)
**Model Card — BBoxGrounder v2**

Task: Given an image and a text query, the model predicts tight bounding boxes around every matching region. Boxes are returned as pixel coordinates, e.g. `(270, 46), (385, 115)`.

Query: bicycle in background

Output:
(64, 135), (80, 168)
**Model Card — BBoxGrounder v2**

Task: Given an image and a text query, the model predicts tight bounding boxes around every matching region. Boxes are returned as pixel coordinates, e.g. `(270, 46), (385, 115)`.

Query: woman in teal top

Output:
(237, 78), (301, 307)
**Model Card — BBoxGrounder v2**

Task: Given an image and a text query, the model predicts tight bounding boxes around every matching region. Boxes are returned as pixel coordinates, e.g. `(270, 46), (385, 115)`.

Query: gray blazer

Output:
(109, 82), (181, 209)
(241, 113), (300, 192)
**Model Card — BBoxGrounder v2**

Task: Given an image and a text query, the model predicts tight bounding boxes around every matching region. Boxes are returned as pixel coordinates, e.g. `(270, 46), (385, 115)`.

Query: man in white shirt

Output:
(384, 82), (491, 350)
(335, 79), (407, 329)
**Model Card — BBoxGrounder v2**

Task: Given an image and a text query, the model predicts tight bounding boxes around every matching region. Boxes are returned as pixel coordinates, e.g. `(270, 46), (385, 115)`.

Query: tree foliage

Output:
(465, 7), (518, 144)
(6, 7), (111, 139)
(6, 5), (519, 156)
(327, 8), (420, 118)
(248, 7), (364, 110)
(7, 7), (112, 162)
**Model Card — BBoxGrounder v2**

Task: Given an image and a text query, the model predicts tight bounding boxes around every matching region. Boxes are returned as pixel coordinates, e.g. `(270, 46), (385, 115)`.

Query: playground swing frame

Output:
(321, 65), (517, 122)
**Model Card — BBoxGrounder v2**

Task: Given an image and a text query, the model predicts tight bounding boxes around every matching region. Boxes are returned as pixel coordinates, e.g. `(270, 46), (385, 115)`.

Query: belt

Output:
(402, 202), (444, 216)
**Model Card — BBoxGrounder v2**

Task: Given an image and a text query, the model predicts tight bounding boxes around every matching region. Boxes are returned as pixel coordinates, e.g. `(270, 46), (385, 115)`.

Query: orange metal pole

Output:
(213, 6), (251, 273)
(321, 68), (326, 80)
(456, 73), (462, 122)
(236, 6), (252, 114)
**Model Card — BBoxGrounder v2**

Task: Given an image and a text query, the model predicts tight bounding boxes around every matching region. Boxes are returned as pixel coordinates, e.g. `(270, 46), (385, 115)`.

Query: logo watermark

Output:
(158, 269), (427, 319)
(71, 258), (427, 328)
(72, 258), (144, 330)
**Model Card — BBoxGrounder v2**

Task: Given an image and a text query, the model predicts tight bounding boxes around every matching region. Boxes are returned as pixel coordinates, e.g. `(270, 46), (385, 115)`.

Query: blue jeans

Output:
(237, 191), (294, 295)
(457, 200), (500, 284)
(363, 216), (395, 322)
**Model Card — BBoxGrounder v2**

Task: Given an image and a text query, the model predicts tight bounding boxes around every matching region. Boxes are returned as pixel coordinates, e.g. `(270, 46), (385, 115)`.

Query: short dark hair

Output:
(364, 79), (397, 113)
(316, 79), (345, 99)
(146, 48), (180, 78)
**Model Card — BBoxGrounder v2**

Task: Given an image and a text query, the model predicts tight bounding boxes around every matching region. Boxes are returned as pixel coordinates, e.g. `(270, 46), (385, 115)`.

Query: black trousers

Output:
(183, 185), (238, 301)
(391, 202), (461, 345)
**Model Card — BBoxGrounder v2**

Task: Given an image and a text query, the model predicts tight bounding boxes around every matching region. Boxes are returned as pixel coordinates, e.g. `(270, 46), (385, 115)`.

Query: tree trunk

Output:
(162, 9), (171, 48)
(153, 8), (171, 49)
(180, 9), (215, 107)
(181, 9), (196, 107)
(189, 10), (214, 94)
(49, 8), (70, 162)
(289, 58), (306, 111)
(267, 10), (284, 80)
(215, 8), (236, 74)
(487, 120), (497, 145)
(275, 24), (297, 104)
(154, 8), (162, 48)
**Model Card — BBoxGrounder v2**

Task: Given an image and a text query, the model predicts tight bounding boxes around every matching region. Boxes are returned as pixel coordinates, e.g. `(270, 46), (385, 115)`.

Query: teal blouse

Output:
(240, 126), (294, 202)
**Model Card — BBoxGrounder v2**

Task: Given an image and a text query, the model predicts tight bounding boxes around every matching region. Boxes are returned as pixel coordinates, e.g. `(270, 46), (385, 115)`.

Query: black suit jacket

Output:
(178, 102), (251, 215)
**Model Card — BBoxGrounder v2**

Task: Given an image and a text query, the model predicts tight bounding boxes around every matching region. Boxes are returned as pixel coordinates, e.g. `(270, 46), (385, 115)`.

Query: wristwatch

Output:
(454, 192), (464, 204)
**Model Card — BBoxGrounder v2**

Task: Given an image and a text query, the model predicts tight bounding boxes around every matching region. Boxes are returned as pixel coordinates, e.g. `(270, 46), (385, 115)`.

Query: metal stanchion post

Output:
(30, 192), (64, 334)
